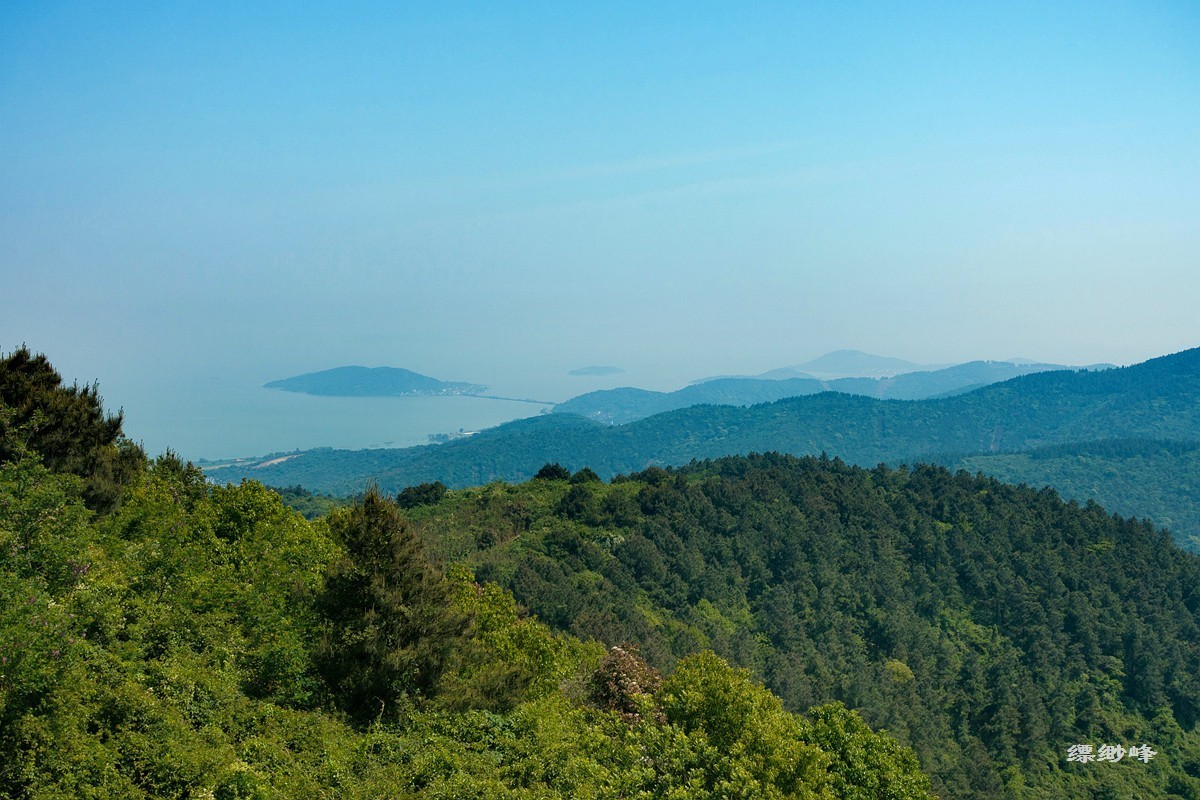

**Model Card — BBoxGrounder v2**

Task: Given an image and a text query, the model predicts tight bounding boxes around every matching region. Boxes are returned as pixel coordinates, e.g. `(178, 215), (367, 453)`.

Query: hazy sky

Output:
(3, 1), (1198, 407)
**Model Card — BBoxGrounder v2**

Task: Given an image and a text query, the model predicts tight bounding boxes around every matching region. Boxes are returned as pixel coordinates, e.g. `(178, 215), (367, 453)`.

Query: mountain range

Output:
(713, 348), (937, 379)
(557, 358), (1110, 425)
(213, 347), (1200, 548)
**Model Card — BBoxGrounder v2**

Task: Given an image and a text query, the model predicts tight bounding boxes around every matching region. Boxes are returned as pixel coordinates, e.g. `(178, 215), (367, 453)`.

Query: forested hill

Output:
(3, 348), (940, 798)
(9, 347), (1200, 798)
(945, 439), (1200, 552)
(220, 347), (1200, 497)
(555, 359), (1098, 424)
(409, 454), (1200, 799)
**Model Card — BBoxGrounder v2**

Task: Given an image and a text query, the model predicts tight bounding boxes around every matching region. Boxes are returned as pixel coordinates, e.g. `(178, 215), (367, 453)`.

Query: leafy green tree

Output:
(0, 450), (95, 793)
(807, 702), (934, 800)
(436, 566), (601, 712)
(534, 463), (571, 481)
(397, 480), (447, 509)
(570, 467), (602, 484)
(316, 487), (466, 719)
(659, 651), (832, 798)
(556, 482), (598, 522)
(0, 347), (144, 511)
(269, 483), (345, 519)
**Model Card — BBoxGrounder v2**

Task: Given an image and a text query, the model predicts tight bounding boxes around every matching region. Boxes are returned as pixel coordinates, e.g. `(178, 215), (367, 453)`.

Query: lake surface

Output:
(118, 381), (551, 461)
(96, 360), (696, 463)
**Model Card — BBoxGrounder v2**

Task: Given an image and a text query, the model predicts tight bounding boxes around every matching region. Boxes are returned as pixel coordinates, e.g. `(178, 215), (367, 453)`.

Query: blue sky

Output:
(3, 1), (1198, 409)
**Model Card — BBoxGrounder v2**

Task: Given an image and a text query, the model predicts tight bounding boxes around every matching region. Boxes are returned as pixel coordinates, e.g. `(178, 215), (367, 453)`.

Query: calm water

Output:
(99, 359), (698, 463)
(118, 381), (551, 461)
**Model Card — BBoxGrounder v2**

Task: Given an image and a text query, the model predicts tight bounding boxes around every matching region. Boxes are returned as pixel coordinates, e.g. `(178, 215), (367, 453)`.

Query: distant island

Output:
(568, 365), (625, 376)
(265, 366), (487, 397)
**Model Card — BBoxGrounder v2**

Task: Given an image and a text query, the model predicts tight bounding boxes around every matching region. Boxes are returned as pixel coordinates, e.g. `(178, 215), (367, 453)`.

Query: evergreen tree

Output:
(0, 347), (144, 511)
(396, 480), (447, 509)
(534, 462), (571, 481)
(316, 487), (466, 719)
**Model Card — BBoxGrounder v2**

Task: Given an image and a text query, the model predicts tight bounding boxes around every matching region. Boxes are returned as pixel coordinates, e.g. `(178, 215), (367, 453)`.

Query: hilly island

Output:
(265, 365), (486, 397)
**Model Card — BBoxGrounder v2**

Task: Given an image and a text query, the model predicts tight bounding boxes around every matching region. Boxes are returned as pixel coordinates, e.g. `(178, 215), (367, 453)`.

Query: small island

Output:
(265, 366), (487, 397)
(568, 365), (625, 376)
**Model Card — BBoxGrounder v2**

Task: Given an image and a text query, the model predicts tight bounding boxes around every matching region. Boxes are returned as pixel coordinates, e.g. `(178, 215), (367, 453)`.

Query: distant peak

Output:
(789, 350), (929, 379)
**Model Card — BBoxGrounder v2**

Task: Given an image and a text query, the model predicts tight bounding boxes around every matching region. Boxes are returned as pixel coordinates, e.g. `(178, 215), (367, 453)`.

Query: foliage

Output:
(535, 462), (572, 481)
(0, 445), (938, 798)
(269, 483), (347, 519)
(571, 467), (602, 484)
(0, 347), (145, 511)
(397, 480), (448, 509)
(437, 565), (602, 713)
(946, 438), (1200, 551)
(15, 348), (1200, 798)
(655, 651), (832, 798)
(807, 702), (936, 800)
(315, 487), (467, 719)
(407, 452), (1200, 799)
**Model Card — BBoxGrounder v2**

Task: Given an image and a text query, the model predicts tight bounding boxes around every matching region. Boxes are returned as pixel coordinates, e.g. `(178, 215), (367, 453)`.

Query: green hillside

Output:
(1, 349), (937, 799)
(407, 454), (1200, 799)
(553, 378), (829, 424)
(946, 439), (1200, 552)
(8, 349), (1200, 798)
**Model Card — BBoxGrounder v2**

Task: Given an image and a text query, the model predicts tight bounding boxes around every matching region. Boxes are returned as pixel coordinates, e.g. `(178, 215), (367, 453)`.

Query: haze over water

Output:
(117, 366), (653, 461)
(3, 3), (1196, 460)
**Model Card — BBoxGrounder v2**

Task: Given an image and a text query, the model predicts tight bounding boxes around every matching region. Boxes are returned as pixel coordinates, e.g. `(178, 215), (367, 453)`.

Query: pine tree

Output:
(0, 347), (144, 511)
(316, 487), (466, 719)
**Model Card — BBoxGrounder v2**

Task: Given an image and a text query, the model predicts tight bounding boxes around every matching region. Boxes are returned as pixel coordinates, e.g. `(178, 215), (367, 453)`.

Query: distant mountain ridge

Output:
(265, 366), (486, 397)
(695, 348), (935, 382)
(763, 348), (934, 378)
(214, 348), (1200, 549)
(942, 438), (1200, 552)
(557, 358), (1107, 424)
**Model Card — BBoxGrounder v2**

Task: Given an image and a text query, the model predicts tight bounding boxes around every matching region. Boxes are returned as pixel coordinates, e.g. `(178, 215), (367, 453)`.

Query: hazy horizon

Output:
(3, 343), (1183, 462)
(3, 2), (1197, 456)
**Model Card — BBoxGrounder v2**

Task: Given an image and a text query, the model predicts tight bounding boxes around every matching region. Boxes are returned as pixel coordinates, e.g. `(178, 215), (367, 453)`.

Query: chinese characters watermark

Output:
(1067, 744), (1157, 763)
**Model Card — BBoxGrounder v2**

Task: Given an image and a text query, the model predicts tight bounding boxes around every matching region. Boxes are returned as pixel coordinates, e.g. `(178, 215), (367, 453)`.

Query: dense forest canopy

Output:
(944, 439), (1200, 552)
(408, 454), (1200, 799)
(2, 349), (936, 798)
